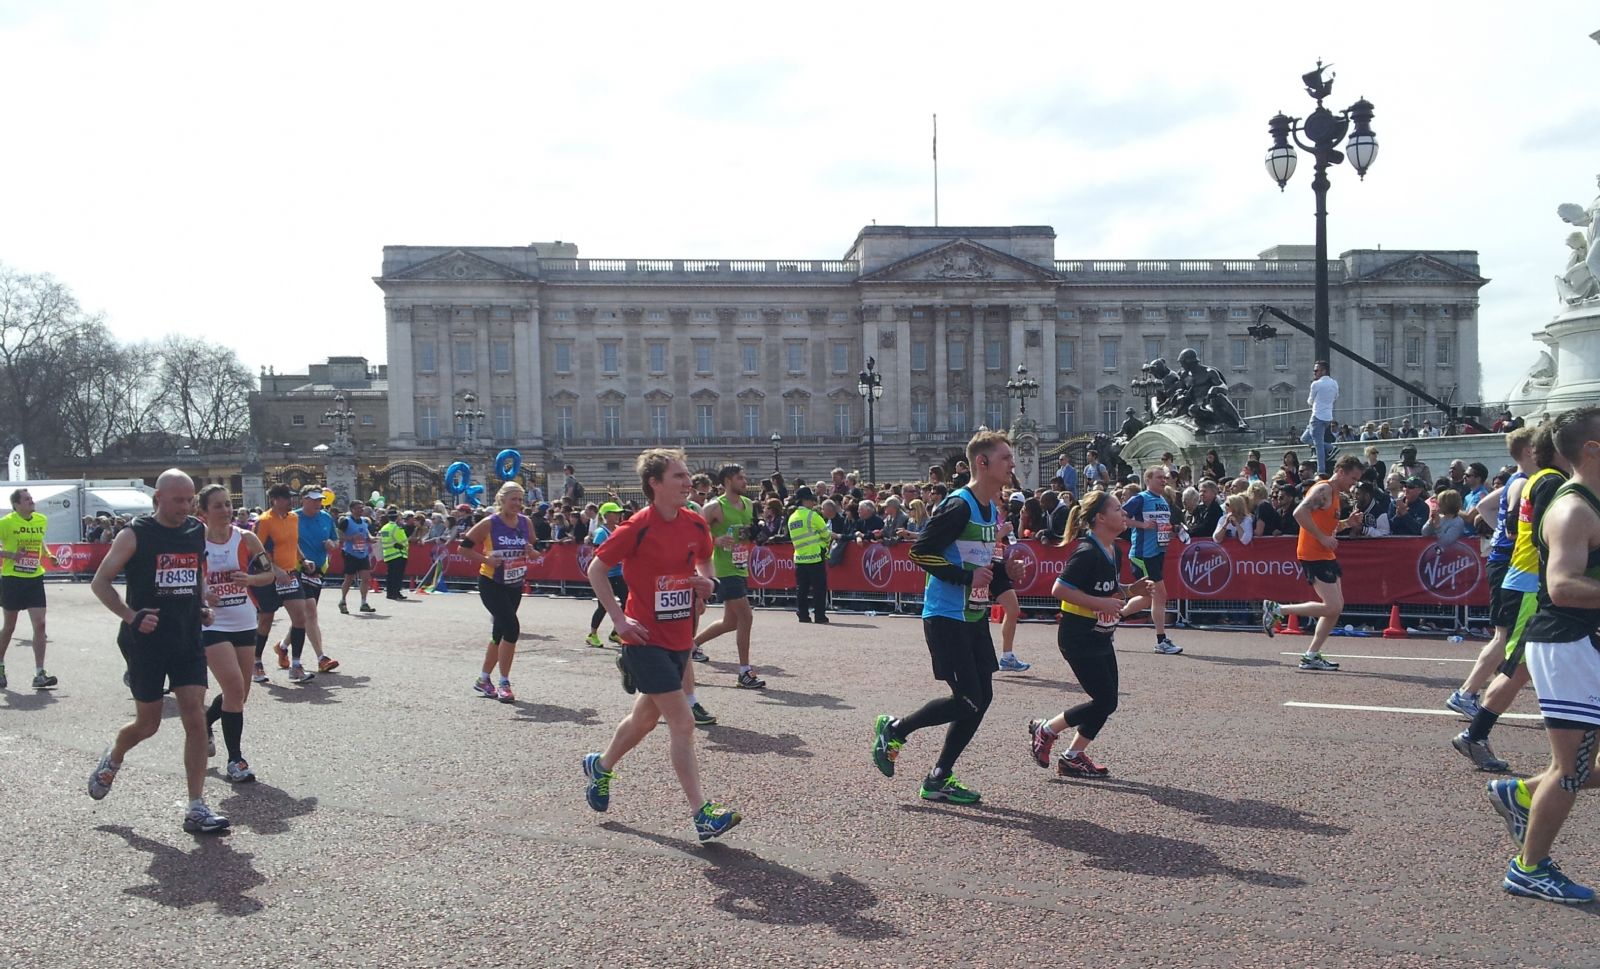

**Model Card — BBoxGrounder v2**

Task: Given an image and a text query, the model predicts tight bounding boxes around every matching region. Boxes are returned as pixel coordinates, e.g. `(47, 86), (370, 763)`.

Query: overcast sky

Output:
(2, 2), (1595, 402)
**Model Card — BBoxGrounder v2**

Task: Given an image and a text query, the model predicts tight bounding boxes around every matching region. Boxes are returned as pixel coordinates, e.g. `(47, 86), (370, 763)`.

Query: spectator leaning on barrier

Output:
(1462, 462), (1490, 513)
(1345, 481), (1391, 537)
(1189, 479), (1224, 539)
(1423, 489), (1468, 545)
(1213, 493), (1255, 545)
(879, 496), (910, 544)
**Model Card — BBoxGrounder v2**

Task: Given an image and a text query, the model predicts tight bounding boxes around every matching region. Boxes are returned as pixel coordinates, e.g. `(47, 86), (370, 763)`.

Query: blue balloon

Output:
(495, 449), (522, 481)
(466, 484), (486, 506)
(444, 462), (471, 496)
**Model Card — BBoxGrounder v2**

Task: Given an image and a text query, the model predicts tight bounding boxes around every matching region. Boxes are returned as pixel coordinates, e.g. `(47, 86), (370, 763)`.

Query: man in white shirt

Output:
(1302, 360), (1339, 475)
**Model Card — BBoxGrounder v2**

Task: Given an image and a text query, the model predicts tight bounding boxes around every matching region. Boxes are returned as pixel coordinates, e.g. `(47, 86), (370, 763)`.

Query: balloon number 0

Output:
(495, 449), (522, 482)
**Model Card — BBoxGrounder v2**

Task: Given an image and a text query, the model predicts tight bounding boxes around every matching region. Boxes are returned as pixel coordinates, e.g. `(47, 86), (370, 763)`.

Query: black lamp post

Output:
(1005, 364), (1039, 424)
(1265, 61), (1377, 365)
(322, 392), (356, 450)
(856, 355), (883, 485)
(770, 430), (782, 477)
(454, 391), (486, 454)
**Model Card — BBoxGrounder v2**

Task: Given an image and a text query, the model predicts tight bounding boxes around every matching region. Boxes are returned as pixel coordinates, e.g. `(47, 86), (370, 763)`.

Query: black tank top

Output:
(1525, 482), (1600, 645)
(123, 513), (206, 649)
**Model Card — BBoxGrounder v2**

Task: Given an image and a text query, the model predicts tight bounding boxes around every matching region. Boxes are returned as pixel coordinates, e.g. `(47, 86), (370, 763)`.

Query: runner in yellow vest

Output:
(693, 465), (764, 688)
(787, 486), (830, 624)
(0, 488), (58, 690)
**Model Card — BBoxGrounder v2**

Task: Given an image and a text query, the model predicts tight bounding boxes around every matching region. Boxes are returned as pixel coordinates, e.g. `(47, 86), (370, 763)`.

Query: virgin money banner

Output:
(46, 543), (112, 575)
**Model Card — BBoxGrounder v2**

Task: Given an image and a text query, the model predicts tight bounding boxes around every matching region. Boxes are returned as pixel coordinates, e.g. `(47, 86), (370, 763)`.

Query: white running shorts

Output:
(1526, 638), (1600, 727)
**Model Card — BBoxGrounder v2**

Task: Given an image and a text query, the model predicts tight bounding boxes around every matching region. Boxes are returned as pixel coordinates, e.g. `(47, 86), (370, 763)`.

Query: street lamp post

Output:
(856, 356), (883, 486)
(770, 430), (782, 477)
(1005, 364), (1040, 425)
(1264, 61), (1377, 364)
(453, 391), (486, 455)
(322, 392), (356, 450)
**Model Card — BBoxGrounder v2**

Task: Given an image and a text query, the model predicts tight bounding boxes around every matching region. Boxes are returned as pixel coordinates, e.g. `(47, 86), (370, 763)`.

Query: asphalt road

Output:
(1, 585), (1592, 968)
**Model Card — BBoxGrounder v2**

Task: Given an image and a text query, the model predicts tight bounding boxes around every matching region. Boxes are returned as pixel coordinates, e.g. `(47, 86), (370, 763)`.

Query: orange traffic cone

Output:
(1280, 613), (1305, 636)
(989, 603), (1004, 624)
(1382, 604), (1408, 639)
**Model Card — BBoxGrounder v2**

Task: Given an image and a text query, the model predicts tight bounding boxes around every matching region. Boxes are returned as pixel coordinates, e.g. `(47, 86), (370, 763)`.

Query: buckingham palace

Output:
(375, 225), (1486, 484)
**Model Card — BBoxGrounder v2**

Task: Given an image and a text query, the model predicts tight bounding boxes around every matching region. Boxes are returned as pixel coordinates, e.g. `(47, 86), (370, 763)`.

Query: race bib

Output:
(1156, 522), (1173, 547)
(208, 571), (249, 607)
(654, 581), (694, 622)
(14, 545), (39, 572)
(731, 545), (750, 568)
(501, 563), (526, 583)
(155, 553), (199, 596)
(274, 573), (299, 594)
(968, 582), (991, 606)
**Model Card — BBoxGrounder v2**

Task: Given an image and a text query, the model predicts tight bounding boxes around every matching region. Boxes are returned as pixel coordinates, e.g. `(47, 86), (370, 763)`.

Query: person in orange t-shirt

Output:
(1262, 454), (1366, 671)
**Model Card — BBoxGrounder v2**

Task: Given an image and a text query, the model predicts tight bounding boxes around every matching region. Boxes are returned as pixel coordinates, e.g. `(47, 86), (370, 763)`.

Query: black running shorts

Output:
(717, 575), (749, 601)
(1130, 553), (1166, 583)
(619, 644), (689, 695)
(252, 575), (304, 613)
(922, 616), (999, 684)
(1, 575), (46, 612)
(120, 627), (207, 703)
(1487, 560), (1515, 629)
(202, 629), (256, 649)
(343, 555), (372, 577)
(1299, 558), (1342, 586)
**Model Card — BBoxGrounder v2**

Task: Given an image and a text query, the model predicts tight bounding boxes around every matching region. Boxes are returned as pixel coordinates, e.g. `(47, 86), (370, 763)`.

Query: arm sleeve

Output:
(910, 497), (972, 586)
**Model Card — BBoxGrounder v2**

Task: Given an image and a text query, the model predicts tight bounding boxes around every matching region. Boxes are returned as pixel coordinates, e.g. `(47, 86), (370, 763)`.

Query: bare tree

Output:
(0, 265), (104, 458)
(154, 336), (255, 448)
(59, 328), (166, 457)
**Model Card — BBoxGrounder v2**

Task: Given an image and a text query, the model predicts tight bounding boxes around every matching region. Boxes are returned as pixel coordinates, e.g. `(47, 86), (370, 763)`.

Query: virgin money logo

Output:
(50, 544), (85, 570)
(748, 545), (780, 586)
(1006, 542), (1039, 590)
(1417, 540), (1482, 601)
(861, 543), (894, 590)
(1178, 540), (1232, 596)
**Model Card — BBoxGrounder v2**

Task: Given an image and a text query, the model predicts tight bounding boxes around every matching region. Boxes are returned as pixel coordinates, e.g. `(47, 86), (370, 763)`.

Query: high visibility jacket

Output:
(787, 506), (828, 565)
(379, 522), (409, 561)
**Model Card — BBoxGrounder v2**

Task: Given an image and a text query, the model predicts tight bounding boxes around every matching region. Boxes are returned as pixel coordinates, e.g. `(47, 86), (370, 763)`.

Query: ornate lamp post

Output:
(1264, 61), (1377, 364)
(856, 356), (884, 485)
(1005, 364), (1040, 426)
(770, 430), (782, 477)
(453, 391), (486, 455)
(321, 393), (356, 450)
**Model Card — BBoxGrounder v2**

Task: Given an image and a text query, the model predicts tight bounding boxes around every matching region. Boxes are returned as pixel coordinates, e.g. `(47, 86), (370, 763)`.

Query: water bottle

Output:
(1447, 635), (1464, 643)
(866, 610), (878, 617)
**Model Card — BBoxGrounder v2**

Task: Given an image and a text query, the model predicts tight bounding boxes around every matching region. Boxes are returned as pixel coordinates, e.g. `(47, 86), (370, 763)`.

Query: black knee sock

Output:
(892, 696), (966, 740)
(220, 710), (244, 762)
(1467, 707), (1501, 743)
(254, 632), (269, 661)
(289, 626), (307, 662)
(934, 713), (985, 774)
(206, 693), (224, 728)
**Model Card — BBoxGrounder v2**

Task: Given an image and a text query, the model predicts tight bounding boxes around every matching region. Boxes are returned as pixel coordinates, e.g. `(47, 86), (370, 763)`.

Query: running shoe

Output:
(615, 654), (636, 695)
(1453, 731), (1510, 772)
(87, 748), (118, 800)
(871, 714), (904, 777)
(0, 663), (6, 689)
(338, 601), (349, 614)
(274, 642), (290, 670)
(1298, 653), (1340, 672)
(1446, 689), (1482, 719)
(317, 655), (340, 674)
(207, 729), (216, 758)
(998, 654), (1032, 672)
(1262, 600), (1284, 638)
(1153, 637), (1184, 655)
(182, 803), (231, 835)
(32, 670), (57, 688)
(226, 759), (256, 784)
(919, 775), (981, 804)
(1057, 750), (1110, 778)
(583, 752), (614, 812)
(287, 665), (315, 684)
(1027, 718), (1056, 769)
(736, 670), (767, 689)
(1504, 856), (1595, 904)
(359, 603), (376, 613)
(496, 682), (515, 704)
(608, 631), (622, 645)
(815, 616), (830, 625)
(252, 663), (269, 684)
(473, 678), (497, 699)
(691, 702), (716, 726)
(1488, 778), (1528, 849)
(693, 801), (742, 842)
(691, 647), (709, 663)
(584, 632), (604, 648)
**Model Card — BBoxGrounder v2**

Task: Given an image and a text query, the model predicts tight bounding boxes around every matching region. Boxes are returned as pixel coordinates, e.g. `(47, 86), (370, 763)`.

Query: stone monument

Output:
(1118, 347), (1253, 473)
(1509, 172), (1600, 415)
(240, 437), (266, 509)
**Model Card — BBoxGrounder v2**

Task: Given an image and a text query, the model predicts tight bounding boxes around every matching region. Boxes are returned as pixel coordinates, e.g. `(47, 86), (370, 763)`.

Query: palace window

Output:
(1057, 339), (1075, 372)
(985, 338), (1003, 371)
(741, 344), (759, 375)
(1101, 338), (1119, 372)
(553, 342), (572, 374)
(832, 341), (850, 374)
(454, 340), (474, 374)
(601, 341), (620, 375)
(1230, 337), (1247, 370)
(742, 404), (760, 438)
(835, 403), (852, 437)
(950, 401), (968, 433)
(416, 341), (436, 374)
(1437, 335), (1454, 367)
(556, 406), (573, 441)
(648, 341), (667, 375)
(493, 405), (514, 439)
(786, 342), (806, 374)
(1057, 398), (1076, 435)
(949, 338), (966, 371)
(491, 339), (512, 374)
(649, 404), (668, 438)
(694, 342), (713, 374)
(787, 403), (806, 437)
(697, 404), (715, 438)
(911, 401), (928, 433)
(417, 405), (438, 441)
(910, 340), (927, 372)
(1374, 333), (1391, 367)
(602, 405), (621, 441)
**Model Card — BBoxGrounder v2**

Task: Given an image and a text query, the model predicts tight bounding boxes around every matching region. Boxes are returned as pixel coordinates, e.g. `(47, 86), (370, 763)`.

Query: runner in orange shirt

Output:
(1263, 454), (1365, 671)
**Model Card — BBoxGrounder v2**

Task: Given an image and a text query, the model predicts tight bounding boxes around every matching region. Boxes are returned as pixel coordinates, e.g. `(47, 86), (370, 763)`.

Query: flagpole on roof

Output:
(932, 113), (939, 227)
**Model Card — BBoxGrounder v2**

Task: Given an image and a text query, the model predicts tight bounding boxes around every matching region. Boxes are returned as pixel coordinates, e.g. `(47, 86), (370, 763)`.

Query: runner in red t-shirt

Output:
(581, 448), (743, 841)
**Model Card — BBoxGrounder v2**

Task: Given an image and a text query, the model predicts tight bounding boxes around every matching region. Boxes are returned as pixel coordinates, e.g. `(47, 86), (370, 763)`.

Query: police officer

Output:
(379, 509), (410, 600)
(787, 486), (829, 624)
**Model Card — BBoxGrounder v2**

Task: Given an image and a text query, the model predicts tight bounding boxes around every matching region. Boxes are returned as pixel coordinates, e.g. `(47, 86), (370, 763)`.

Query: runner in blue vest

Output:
(337, 499), (378, 615)
(1121, 466), (1182, 655)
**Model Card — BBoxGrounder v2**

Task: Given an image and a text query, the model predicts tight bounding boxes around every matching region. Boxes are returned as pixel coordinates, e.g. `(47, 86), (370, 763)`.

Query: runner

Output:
(581, 448), (742, 841)
(251, 484), (313, 685)
(336, 499), (377, 615)
(871, 430), (1017, 804)
(1027, 490), (1152, 777)
(197, 484), (281, 784)
(692, 464), (765, 688)
(786, 487), (829, 624)
(1494, 406), (1600, 904)
(993, 516), (1031, 673)
(274, 486), (340, 679)
(1454, 426), (1569, 771)
(457, 481), (531, 703)
(86, 469), (229, 834)
(1121, 465), (1182, 655)
(1445, 428), (1533, 721)
(1263, 453), (1366, 671)
(585, 502), (626, 647)
(0, 488), (58, 690)
(377, 508), (410, 601)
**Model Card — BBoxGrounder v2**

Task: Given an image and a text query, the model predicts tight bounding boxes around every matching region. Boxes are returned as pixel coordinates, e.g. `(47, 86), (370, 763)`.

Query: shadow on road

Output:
(262, 674), (372, 705)
(1325, 669), (1462, 691)
(1095, 778), (1350, 835)
(701, 724), (812, 759)
(705, 660), (795, 680)
(1, 689), (60, 710)
(1178, 653), (1287, 669)
(95, 824), (265, 915)
(603, 822), (900, 940)
(509, 699), (602, 726)
(747, 687), (854, 712)
(215, 781), (320, 836)
(899, 802), (1305, 888)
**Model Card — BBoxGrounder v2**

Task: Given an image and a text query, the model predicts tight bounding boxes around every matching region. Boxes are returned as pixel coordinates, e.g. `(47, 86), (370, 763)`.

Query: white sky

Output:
(1, 1), (1595, 402)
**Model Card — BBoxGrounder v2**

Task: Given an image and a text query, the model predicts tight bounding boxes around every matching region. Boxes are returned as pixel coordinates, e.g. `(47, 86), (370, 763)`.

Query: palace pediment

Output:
(857, 239), (1059, 285)
(386, 249), (538, 282)
(1356, 254), (1486, 285)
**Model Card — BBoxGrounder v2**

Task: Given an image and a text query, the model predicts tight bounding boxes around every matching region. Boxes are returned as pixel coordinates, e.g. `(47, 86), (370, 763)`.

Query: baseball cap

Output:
(300, 486), (324, 500)
(1404, 475), (1426, 489)
(598, 502), (623, 515)
(455, 503), (474, 514)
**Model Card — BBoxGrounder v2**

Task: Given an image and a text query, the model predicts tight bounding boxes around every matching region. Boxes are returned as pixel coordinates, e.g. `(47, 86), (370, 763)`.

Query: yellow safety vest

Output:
(379, 522), (409, 561)
(787, 506), (828, 565)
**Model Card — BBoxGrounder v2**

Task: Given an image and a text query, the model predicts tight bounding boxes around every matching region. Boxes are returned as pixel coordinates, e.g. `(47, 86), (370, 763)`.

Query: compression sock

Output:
(1515, 779), (1532, 809)
(288, 627), (307, 662)
(1466, 708), (1500, 743)
(221, 710), (243, 762)
(254, 633), (269, 661)
(206, 693), (224, 728)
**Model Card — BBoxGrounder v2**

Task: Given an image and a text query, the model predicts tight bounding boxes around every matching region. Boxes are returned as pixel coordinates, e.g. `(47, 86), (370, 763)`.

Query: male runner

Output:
(280, 486), (340, 677)
(0, 488), (58, 689)
(1264, 453), (1365, 671)
(787, 487), (829, 624)
(1121, 465), (1182, 655)
(872, 430), (1018, 804)
(581, 448), (742, 841)
(337, 499), (377, 614)
(692, 464), (765, 688)
(1454, 426), (1569, 771)
(86, 469), (229, 833)
(251, 484), (312, 683)
(1493, 406), (1600, 904)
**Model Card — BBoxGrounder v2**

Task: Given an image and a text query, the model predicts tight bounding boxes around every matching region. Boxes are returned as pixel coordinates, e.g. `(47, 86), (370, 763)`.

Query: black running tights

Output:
(895, 667), (994, 774)
(478, 575), (524, 644)
(590, 575), (628, 630)
(1061, 650), (1119, 741)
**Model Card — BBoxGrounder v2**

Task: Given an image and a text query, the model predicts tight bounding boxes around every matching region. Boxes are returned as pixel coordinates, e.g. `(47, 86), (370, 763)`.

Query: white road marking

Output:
(1278, 652), (1475, 664)
(1283, 701), (1542, 720)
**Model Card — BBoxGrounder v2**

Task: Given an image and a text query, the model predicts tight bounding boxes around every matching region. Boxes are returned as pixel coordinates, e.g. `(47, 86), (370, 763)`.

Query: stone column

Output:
(1040, 307), (1058, 434)
(933, 306), (949, 432)
(893, 305), (912, 433)
(514, 303), (538, 447)
(388, 310), (415, 446)
(1422, 309), (1439, 402)
(1008, 304), (1027, 425)
(1457, 303), (1480, 404)
(971, 306), (986, 427)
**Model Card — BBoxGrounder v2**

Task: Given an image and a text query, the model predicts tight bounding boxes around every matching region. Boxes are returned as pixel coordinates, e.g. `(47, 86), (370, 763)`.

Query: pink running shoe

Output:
(1027, 718), (1056, 769)
(495, 683), (515, 704)
(473, 678), (497, 699)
